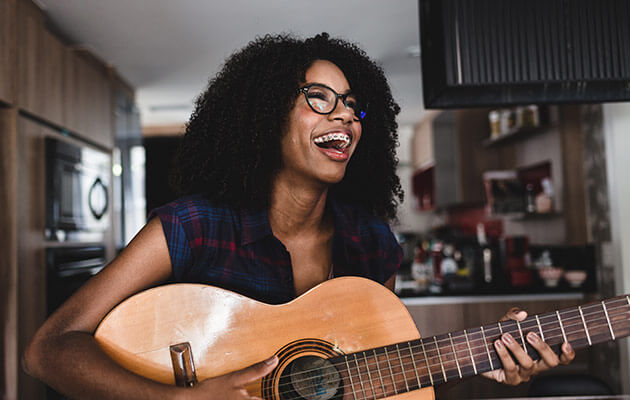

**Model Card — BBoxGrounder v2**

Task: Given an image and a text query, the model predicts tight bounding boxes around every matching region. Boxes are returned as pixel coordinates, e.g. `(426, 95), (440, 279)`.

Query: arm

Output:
(22, 218), (276, 400)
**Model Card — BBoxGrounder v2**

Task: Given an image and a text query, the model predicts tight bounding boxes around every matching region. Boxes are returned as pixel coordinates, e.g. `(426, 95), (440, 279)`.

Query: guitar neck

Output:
(331, 294), (630, 395)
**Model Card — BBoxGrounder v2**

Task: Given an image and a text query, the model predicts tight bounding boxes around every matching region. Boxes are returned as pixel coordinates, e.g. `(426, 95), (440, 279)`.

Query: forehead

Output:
(305, 60), (351, 93)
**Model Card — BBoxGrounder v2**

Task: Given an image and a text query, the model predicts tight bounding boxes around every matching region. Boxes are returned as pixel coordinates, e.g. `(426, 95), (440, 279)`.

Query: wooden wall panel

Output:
(0, 0), (17, 104)
(1, 108), (19, 400)
(64, 49), (113, 148)
(16, 116), (48, 400)
(560, 105), (588, 245)
(15, 0), (65, 126)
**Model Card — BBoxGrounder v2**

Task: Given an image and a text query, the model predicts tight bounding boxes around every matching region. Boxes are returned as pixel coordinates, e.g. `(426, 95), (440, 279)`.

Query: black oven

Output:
(46, 245), (106, 314)
(45, 138), (111, 241)
(46, 245), (106, 399)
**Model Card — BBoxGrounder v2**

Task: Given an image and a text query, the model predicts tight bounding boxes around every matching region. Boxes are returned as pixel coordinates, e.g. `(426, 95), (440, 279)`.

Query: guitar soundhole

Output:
(279, 356), (342, 400)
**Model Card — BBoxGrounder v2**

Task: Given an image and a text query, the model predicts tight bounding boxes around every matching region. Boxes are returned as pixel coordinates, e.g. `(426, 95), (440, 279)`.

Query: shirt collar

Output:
(237, 196), (362, 247)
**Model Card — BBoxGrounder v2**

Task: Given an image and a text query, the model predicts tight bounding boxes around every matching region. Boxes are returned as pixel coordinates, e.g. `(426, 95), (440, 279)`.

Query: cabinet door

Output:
(0, 0), (16, 104)
(432, 111), (461, 207)
(64, 50), (113, 148)
(16, 1), (65, 125)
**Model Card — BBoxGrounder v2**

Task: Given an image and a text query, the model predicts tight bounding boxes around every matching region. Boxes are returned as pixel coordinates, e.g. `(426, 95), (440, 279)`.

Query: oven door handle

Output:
(54, 257), (105, 278)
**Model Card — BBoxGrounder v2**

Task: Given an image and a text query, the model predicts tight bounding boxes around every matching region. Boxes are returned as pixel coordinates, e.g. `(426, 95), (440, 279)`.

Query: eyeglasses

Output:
(299, 83), (367, 121)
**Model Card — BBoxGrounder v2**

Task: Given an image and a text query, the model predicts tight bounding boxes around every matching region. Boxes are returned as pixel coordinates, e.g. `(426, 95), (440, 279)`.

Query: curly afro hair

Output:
(170, 33), (403, 222)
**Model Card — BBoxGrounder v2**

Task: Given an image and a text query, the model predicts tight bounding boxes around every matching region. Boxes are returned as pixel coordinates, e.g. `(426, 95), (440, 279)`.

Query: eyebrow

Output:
(306, 82), (353, 96)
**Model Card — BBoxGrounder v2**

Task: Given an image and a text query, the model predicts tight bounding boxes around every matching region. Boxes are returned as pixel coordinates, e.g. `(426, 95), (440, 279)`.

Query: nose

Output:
(328, 98), (355, 124)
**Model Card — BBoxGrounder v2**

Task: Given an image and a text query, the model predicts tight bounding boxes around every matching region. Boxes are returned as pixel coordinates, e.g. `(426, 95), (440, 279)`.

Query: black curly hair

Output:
(170, 33), (403, 222)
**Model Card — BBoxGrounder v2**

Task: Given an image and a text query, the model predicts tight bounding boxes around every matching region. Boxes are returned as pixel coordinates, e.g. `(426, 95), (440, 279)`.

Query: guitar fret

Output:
(420, 339), (434, 386)
(362, 352), (376, 398)
(627, 296), (630, 306)
(556, 311), (568, 343)
(464, 330), (478, 375)
(344, 357), (358, 400)
(372, 349), (387, 396)
(384, 347), (398, 395)
(407, 341), (423, 389)
(353, 353), (367, 399)
(448, 333), (462, 378)
(480, 326), (494, 370)
(516, 320), (526, 352)
(498, 321), (503, 335)
(579, 306), (592, 346)
(535, 315), (545, 341)
(602, 301), (616, 340)
(395, 344), (409, 392)
(433, 336), (448, 382)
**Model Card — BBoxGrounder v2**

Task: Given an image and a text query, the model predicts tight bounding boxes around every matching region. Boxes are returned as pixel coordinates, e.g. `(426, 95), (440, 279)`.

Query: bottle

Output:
(535, 178), (554, 213)
(477, 223), (493, 284)
(525, 183), (536, 213)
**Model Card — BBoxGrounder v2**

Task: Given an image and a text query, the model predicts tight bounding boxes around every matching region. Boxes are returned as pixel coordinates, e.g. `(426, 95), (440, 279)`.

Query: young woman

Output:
(23, 33), (573, 399)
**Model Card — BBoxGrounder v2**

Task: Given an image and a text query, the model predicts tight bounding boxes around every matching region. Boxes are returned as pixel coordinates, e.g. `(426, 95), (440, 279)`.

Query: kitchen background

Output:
(2, 0), (630, 399)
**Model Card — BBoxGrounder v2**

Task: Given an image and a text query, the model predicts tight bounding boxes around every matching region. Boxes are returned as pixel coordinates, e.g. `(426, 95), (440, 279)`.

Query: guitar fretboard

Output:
(330, 294), (630, 399)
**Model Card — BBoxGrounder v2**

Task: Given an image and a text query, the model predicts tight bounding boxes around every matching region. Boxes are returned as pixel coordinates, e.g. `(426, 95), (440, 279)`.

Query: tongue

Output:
(316, 140), (345, 150)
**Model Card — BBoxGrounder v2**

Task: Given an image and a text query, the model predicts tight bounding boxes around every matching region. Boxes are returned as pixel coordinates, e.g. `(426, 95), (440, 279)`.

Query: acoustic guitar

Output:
(95, 277), (630, 400)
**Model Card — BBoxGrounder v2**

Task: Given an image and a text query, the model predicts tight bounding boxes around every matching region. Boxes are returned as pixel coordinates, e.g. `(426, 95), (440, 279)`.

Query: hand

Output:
(184, 356), (278, 400)
(482, 308), (575, 385)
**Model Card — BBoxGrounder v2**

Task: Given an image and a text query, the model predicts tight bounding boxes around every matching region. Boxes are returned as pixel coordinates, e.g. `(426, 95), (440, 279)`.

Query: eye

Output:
(307, 87), (330, 101)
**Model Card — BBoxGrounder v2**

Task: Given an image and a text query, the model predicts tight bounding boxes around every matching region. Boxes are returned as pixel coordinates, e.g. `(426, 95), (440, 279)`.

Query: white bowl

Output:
(564, 270), (587, 288)
(538, 267), (564, 287)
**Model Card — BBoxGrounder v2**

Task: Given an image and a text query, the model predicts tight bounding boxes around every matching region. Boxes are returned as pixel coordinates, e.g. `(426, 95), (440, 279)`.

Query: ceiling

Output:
(37, 0), (426, 129)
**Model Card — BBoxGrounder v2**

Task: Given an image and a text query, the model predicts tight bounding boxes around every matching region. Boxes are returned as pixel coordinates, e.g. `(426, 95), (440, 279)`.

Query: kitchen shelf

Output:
(482, 125), (547, 148)
(491, 211), (562, 221)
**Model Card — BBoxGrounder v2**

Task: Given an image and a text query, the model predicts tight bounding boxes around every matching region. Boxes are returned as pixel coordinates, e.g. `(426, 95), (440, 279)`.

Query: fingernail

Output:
(564, 342), (573, 352)
(495, 340), (504, 350)
(527, 332), (540, 344)
(502, 333), (514, 344)
(265, 356), (277, 365)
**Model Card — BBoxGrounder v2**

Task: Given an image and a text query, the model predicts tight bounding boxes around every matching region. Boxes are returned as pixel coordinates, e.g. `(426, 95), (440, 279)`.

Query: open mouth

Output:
(313, 132), (352, 150)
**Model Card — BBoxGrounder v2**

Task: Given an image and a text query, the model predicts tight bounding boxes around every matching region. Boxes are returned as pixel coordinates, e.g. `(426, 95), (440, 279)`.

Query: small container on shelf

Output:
(564, 270), (588, 288)
(488, 110), (501, 139)
(538, 266), (564, 287)
(522, 105), (540, 128)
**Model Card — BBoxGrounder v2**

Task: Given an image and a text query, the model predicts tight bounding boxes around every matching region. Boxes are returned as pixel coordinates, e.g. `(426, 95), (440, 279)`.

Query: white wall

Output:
(602, 102), (630, 393)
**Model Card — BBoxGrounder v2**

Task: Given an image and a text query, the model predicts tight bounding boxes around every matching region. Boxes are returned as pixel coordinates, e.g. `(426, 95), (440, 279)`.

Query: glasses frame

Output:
(298, 83), (367, 121)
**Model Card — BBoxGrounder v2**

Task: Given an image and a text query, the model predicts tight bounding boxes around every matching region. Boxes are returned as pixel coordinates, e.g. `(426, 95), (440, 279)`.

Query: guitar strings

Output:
(272, 300), (629, 395)
(269, 300), (629, 397)
(273, 310), (626, 400)
(274, 299), (628, 385)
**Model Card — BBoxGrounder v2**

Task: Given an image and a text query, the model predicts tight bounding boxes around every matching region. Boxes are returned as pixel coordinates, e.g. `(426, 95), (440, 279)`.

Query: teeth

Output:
(314, 133), (351, 148)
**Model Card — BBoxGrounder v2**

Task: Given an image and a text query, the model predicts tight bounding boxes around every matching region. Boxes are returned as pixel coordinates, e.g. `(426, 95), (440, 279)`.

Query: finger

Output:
(501, 333), (535, 380)
(231, 356), (278, 385)
(526, 332), (559, 371)
(499, 307), (527, 322)
(494, 339), (520, 385)
(559, 342), (575, 365)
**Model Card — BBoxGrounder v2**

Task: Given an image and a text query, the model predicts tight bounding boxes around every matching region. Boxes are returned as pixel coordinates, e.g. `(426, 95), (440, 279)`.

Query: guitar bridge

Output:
(169, 342), (198, 387)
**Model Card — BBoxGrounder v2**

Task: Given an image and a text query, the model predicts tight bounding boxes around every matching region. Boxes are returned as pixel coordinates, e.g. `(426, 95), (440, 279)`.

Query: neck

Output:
(268, 177), (330, 239)
(328, 294), (630, 397)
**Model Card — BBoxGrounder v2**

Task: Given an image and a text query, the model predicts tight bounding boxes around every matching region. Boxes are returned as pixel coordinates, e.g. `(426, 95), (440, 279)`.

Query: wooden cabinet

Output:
(430, 110), (508, 208)
(16, 0), (65, 126)
(0, 0), (17, 104)
(64, 49), (113, 148)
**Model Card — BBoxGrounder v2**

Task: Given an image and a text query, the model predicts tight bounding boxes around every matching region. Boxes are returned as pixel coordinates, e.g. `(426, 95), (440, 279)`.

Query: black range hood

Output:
(419, 0), (630, 108)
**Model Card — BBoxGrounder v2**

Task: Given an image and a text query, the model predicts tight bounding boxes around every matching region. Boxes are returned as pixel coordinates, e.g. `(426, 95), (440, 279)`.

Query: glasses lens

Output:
(304, 85), (366, 120)
(306, 85), (335, 114)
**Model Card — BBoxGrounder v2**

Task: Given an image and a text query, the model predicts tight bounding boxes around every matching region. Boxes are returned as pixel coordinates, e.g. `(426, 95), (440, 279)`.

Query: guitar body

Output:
(95, 277), (434, 399)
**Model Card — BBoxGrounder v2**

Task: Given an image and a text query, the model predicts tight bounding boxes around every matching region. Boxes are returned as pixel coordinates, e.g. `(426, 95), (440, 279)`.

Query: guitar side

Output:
(95, 277), (435, 399)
